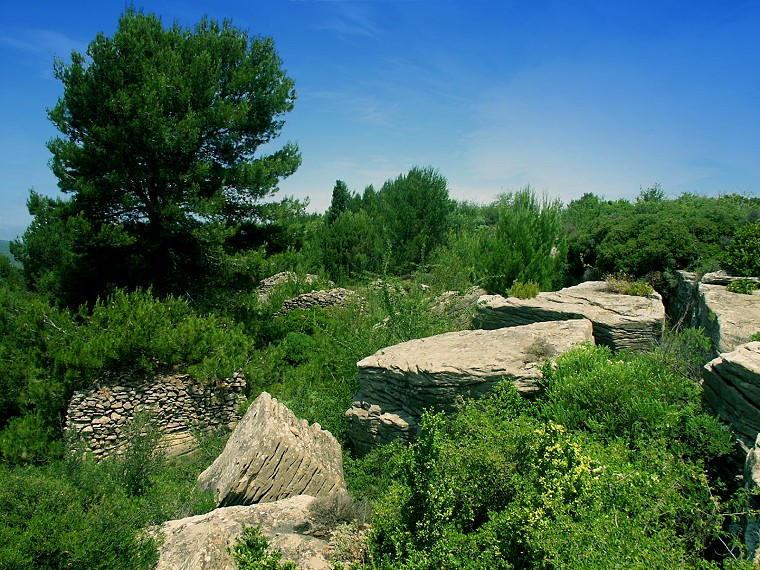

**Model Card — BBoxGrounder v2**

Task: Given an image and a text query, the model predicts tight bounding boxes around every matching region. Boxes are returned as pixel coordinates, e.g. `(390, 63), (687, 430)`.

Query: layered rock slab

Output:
(346, 319), (594, 454)
(198, 392), (346, 507)
(695, 285), (760, 355)
(701, 341), (760, 449)
(474, 280), (665, 352)
(155, 495), (331, 570)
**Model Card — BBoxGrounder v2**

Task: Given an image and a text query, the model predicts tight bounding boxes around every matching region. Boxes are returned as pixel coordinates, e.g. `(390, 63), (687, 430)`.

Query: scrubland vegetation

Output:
(2, 181), (760, 568)
(3, 8), (760, 569)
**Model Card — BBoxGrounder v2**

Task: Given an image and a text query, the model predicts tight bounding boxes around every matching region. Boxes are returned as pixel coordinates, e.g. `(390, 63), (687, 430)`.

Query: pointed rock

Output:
(198, 392), (346, 507)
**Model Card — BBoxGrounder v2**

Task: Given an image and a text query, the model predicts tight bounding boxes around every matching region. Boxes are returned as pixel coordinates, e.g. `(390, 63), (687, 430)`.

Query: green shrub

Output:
(722, 220), (760, 277)
(507, 279), (540, 299)
(229, 525), (296, 570)
(0, 461), (158, 570)
(476, 188), (566, 295)
(281, 331), (315, 365)
(726, 278), (758, 295)
(537, 346), (732, 460)
(605, 273), (654, 296)
(367, 348), (734, 569)
(751, 331), (760, 342)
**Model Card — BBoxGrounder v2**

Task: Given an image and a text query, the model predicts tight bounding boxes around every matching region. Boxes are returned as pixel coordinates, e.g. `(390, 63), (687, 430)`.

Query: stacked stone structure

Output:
(66, 372), (246, 458)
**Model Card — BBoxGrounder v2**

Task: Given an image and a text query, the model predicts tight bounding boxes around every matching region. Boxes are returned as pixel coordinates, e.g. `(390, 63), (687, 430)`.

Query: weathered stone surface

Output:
(65, 373), (246, 459)
(695, 284), (760, 354)
(701, 342), (760, 449)
(155, 495), (331, 570)
(257, 272), (330, 303)
(280, 288), (358, 313)
(666, 270), (699, 329)
(701, 270), (760, 286)
(198, 392), (346, 507)
(474, 281), (665, 352)
(346, 319), (594, 454)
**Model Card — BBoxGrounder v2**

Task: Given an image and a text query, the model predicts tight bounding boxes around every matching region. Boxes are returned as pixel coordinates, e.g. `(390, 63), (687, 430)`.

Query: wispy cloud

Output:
(308, 89), (401, 127)
(0, 29), (87, 78)
(311, 1), (382, 40)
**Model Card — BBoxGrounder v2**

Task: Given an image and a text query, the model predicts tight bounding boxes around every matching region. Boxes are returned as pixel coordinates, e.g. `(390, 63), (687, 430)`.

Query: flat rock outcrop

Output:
(701, 342), (760, 449)
(155, 495), (331, 570)
(346, 319), (594, 454)
(198, 392), (346, 507)
(474, 281), (665, 352)
(695, 285), (760, 354)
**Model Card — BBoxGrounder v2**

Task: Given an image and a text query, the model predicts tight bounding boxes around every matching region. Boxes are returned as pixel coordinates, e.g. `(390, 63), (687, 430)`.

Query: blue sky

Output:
(1, 1), (759, 240)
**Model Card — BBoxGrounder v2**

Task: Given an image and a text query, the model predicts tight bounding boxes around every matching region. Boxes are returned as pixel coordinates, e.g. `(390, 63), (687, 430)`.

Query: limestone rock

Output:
(65, 372), (246, 459)
(474, 281), (665, 352)
(280, 288), (358, 313)
(155, 495), (331, 570)
(198, 392), (346, 507)
(257, 272), (328, 303)
(701, 342), (760, 448)
(346, 319), (594, 454)
(666, 270), (699, 329)
(701, 270), (760, 286)
(695, 284), (760, 354)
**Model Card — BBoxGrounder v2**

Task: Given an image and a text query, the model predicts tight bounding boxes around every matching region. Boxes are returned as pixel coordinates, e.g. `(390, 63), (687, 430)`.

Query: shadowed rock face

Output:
(474, 281), (665, 352)
(198, 392), (346, 507)
(346, 319), (594, 455)
(702, 341), (760, 449)
(155, 495), (331, 570)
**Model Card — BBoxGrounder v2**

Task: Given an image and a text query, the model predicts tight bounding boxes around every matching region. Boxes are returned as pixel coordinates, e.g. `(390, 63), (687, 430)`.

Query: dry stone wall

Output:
(66, 372), (247, 458)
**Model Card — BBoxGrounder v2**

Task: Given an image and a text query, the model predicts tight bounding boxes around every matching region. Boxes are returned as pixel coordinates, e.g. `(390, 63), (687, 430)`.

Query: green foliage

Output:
(367, 347), (734, 569)
(476, 187), (566, 295)
(377, 167), (452, 274)
(0, 286), (253, 464)
(246, 281), (461, 444)
(0, 425), (220, 569)
(319, 209), (385, 281)
(726, 278), (758, 295)
(751, 331), (760, 342)
(230, 525), (297, 570)
(537, 345), (732, 460)
(605, 273), (655, 296)
(21, 8), (300, 305)
(326, 180), (353, 224)
(722, 221), (760, 277)
(507, 279), (540, 299)
(565, 190), (760, 282)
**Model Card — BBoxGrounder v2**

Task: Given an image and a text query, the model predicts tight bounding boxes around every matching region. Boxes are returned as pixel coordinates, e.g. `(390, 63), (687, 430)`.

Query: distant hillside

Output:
(0, 240), (19, 265)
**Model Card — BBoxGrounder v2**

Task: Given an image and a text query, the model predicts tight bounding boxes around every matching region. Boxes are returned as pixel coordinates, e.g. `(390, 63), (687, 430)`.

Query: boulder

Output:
(155, 495), (331, 570)
(701, 342), (760, 449)
(346, 319), (594, 454)
(198, 392), (346, 507)
(695, 284), (760, 355)
(474, 281), (665, 352)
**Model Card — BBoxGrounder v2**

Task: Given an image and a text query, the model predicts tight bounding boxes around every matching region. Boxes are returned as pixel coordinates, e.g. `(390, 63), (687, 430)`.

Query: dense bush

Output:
(476, 188), (566, 295)
(565, 190), (760, 282)
(0, 286), (254, 464)
(722, 221), (760, 277)
(0, 425), (221, 570)
(726, 279), (758, 295)
(367, 345), (737, 569)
